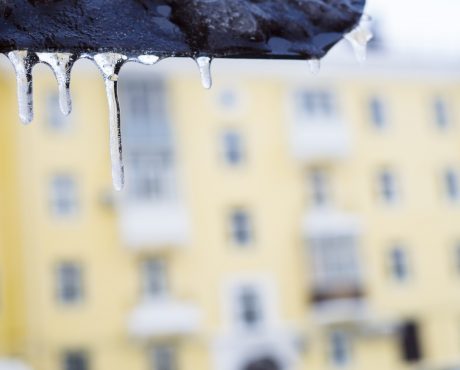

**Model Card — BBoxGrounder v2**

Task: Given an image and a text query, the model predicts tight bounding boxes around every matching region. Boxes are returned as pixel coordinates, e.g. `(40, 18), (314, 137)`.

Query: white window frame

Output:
(388, 246), (410, 283)
(377, 169), (399, 205)
(221, 130), (245, 166)
(309, 169), (330, 206)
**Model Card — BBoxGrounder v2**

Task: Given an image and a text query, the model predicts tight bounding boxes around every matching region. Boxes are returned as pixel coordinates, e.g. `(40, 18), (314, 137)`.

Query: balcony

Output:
(128, 298), (201, 338)
(118, 201), (190, 250)
(303, 209), (365, 323)
(290, 118), (350, 161)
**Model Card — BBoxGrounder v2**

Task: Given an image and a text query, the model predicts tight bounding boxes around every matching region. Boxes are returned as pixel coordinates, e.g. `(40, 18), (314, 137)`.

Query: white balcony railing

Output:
(119, 201), (190, 250)
(290, 118), (350, 161)
(0, 359), (32, 370)
(128, 298), (201, 338)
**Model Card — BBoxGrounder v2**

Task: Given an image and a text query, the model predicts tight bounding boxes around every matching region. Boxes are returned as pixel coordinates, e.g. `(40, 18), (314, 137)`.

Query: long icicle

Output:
(37, 52), (77, 116)
(93, 53), (128, 191)
(7, 50), (37, 124)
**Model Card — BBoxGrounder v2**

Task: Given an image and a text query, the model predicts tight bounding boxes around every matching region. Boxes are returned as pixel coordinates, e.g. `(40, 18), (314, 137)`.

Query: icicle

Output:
(308, 59), (321, 74)
(136, 55), (160, 65)
(6, 50), (37, 124)
(37, 52), (76, 116)
(345, 14), (373, 63)
(93, 53), (128, 191)
(195, 56), (212, 89)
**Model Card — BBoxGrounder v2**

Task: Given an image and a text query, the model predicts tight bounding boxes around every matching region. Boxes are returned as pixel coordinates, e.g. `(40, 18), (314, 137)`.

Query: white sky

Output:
(367, 0), (460, 56)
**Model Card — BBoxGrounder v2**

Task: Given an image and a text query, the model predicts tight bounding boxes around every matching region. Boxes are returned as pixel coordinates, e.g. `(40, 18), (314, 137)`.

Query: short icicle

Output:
(93, 53), (128, 191)
(195, 56), (212, 89)
(7, 50), (37, 124)
(136, 55), (160, 65)
(308, 59), (321, 74)
(37, 52), (76, 116)
(345, 14), (373, 63)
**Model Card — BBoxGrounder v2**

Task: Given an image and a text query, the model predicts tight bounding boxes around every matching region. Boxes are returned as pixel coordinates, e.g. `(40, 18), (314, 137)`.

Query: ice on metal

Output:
(37, 52), (76, 116)
(308, 59), (321, 74)
(6, 50), (37, 124)
(345, 14), (373, 63)
(137, 55), (160, 65)
(195, 56), (212, 89)
(93, 53), (128, 191)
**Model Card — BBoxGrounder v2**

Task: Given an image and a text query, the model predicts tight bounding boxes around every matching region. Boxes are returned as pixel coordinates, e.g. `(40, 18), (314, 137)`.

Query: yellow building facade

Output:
(0, 43), (460, 370)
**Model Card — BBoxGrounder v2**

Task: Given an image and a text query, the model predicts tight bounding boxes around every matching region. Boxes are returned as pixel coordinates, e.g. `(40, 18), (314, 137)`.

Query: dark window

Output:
(378, 170), (398, 204)
(389, 247), (409, 282)
(329, 331), (351, 367)
(445, 170), (460, 201)
(63, 351), (88, 370)
(50, 175), (78, 217)
(399, 321), (423, 363)
(434, 98), (449, 129)
(151, 346), (176, 370)
(57, 263), (83, 304)
(230, 210), (252, 246)
(222, 131), (244, 165)
(298, 91), (335, 118)
(310, 169), (329, 206)
(238, 287), (263, 329)
(369, 97), (386, 129)
(142, 259), (167, 299)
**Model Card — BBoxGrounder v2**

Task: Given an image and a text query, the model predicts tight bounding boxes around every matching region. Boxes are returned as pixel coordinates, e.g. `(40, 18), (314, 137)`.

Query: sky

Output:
(367, 0), (460, 56)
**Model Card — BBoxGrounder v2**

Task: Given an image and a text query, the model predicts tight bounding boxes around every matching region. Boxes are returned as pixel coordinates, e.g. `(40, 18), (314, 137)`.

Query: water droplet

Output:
(195, 56), (212, 89)
(93, 53), (128, 191)
(6, 50), (37, 124)
(37, 52), (76, 116)
(345, 15), (373, 63)
(137, 55), (160, 65)
(308, 59), (321, 74)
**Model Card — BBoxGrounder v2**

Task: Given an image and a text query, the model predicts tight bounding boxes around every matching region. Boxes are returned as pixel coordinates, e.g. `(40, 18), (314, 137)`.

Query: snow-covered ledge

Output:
(128, 298), (201, 338)
(0, 359), (32, 370)
(290, 118), (350, 162)
(119, 201), (190, 250)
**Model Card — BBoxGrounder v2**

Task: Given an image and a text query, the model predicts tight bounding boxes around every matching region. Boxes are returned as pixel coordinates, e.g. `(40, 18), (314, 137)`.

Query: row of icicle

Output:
(3, 15), (372, 191)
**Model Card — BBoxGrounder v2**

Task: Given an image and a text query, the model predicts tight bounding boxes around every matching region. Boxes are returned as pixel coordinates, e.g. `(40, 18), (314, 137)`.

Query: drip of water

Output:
(345, 14), (373, 63)
(37, 52), (76, 116)
(93, 53), (128, 191)
(136, 55), (160, 65)
(308, 59), (321, 74)
(195, 56), (212, 89)
(6, 50), (37, 124)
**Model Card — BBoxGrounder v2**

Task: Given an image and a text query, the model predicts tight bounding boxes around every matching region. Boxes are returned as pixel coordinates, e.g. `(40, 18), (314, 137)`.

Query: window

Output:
(389, 247), (410, 282)
(434, 97), (449, 129)
(129, 152), (175, 201)
(444, 169), (460, 201)
(63, 351), (89, 370)
(309, 169), (330, 206)
(57, 262), (83, 304)
(151, 345), (176, 370)
(454, 242), (460, 274)
(399, 321), (423, 363)
(229, 209), (252, 246)
(142, 259), (168, 299)
(50, 175), (78, 217)
(222, 130), (244, 165)
(310, 236), (360, 287)
(297, 90), (335, 118)
(378, 170), (398, 204)
(328, 331), (351, 367)
(47, 93), (71, 131)
(369, 97), (386, 129)
(236, 286), (263, 329)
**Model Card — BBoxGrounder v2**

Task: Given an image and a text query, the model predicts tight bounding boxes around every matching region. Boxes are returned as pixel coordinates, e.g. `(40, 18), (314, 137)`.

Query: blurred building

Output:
(1, 17), (460, 370)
